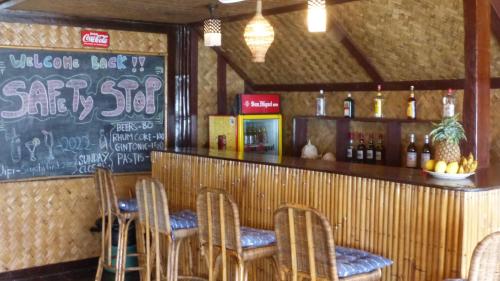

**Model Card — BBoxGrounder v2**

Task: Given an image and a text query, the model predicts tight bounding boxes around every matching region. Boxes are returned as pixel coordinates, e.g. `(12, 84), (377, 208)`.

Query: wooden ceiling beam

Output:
(0, 0), (25, 10)
(252, 78), (500, 92)
(331, 24), (384, 82)
(491, 0), (500, 41)
(221, 0), (360, 23)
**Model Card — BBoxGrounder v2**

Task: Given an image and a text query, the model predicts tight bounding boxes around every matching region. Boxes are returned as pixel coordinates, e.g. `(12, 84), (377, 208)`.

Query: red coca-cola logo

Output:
(81, 30), (110, 48)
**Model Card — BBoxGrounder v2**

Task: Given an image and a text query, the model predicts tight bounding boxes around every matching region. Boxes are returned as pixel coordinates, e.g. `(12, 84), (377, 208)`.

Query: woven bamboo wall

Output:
(0, 22), (166, 272)
(197, 43), (245, 148)
(152, 151), (500, 281)
(220, 0), (500, 83)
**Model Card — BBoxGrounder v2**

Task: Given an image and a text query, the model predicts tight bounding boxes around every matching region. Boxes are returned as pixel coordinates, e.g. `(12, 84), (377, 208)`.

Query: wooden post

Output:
(217, 54), (227, 115)
(463, 0), (491, 167)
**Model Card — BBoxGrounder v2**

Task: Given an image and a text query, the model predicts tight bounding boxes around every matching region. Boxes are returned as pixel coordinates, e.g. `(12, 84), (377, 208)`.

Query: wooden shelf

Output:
(292, 115), (438, 167)
(294, 115), (439, 124)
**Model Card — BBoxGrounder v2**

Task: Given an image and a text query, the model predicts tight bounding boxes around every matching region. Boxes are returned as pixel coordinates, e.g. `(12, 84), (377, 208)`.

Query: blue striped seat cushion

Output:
(170, 210), (198, 230)
(118, 199), (197, 230)
(335, 246), (392, 278)
(118, 199), (138, 213)
(240, 227), (276, 248)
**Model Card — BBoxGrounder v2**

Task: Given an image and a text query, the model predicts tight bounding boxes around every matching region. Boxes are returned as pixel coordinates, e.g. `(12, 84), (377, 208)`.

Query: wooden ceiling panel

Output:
(10, 0), (306, 23)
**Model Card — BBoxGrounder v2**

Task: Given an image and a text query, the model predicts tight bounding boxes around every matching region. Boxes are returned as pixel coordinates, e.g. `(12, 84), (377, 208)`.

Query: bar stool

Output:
(135, 178), (201, 281)
(94, 167), (146, 281)
(196, 188), (279, 281)
(273, 204), (392, 281)
(444, 231), (500, 281)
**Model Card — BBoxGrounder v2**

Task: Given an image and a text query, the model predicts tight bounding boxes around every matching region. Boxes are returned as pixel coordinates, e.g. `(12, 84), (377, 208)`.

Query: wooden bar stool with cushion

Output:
(135, 178), (202, 281)
(444, 231), (500, 281)
(94, 167), (146, 281)
(274, 204), (392, 281)
(196, 188), (279, 281)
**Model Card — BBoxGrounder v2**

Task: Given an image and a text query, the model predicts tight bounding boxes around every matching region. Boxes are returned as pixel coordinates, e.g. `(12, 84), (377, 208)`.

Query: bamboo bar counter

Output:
(152, 148), (500, 281)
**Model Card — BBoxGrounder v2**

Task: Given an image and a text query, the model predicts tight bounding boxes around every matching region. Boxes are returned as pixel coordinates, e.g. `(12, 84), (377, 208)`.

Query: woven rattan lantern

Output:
(244, 0), (274, 63)
(308, 0), (327, 32)
(204, 6), (222, 47)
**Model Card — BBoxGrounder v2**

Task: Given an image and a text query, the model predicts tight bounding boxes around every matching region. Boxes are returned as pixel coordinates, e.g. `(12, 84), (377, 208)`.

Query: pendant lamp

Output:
(244, 0), (274, 63)
(308, 0), (327, 32)
(204, 5), (222, 47)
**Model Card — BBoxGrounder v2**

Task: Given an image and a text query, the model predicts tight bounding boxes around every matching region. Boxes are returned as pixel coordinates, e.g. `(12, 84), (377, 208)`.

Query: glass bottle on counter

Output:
(407, 85), (417, 120)
(344, 92), (355, 118)
(316, 89), (326, 116)
(375, 134), (385, 165)
(346, 133), (355, 162)
(356, 134), (366, 162)
(374, 85), (384, 118)
(406, 134), (418, 168)
(421, 135), (432, 168)
(443, 89), (456, 118)
(366, 134), (376, 164)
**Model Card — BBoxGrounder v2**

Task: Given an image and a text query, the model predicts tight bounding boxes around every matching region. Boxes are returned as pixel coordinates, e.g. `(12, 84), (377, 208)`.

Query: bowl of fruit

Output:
(423, 115), (477, 180)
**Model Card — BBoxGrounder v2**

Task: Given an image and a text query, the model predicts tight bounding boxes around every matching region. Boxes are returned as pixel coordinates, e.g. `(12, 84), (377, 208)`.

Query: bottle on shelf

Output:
(366, 134), (376, 164)
(316, 89), (326, 116)
(374, 85), (384, 118)
(356, 133), (366, 163)
(443, 88), (456, 118)
(375, 134), (385, 165)
(406, 134), (418, 168)
(346, 133), (355, 162)
(420, 134), (432, 168)
(344, 92), (355, 118)
(262, 127), (268, 144)
(407, 85), (417, 120)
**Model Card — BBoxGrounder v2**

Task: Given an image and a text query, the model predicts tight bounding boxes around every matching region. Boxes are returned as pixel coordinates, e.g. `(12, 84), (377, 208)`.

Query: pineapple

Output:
(429, 115), (466, 163)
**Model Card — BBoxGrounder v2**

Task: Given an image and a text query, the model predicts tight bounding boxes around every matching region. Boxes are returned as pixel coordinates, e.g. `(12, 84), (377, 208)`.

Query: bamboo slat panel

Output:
(226, 65), (245, 114)
(0, 22), (167, 54)
(152, 151), (500, 281)
(0, 173), (147, 272)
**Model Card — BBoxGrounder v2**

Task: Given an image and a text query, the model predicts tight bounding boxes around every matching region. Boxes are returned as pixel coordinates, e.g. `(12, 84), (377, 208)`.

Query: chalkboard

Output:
(0, 48), (165, 181)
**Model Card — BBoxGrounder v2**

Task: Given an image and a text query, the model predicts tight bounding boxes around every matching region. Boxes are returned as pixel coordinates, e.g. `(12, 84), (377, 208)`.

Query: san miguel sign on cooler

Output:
(239, 94), (281, 114)
(81, 30), (110, 48)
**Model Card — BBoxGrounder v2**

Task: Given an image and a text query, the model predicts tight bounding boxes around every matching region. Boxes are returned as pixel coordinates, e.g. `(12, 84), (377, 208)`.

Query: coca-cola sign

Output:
(240, 94), (281, 114)
(81, 30), (110, 48)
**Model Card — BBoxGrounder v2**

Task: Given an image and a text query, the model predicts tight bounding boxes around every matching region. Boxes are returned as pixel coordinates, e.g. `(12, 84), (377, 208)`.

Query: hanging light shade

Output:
(308, 0), (327, 32)
(204, 18), (222, 46)
(244, 0), (274, 63)
(204, 5), (222, 47)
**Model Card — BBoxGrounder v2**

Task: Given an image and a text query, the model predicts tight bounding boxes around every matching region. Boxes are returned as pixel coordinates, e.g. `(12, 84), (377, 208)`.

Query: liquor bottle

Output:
(407, 85), (417, 120)
(356, 133), (366, 162)
(374, 85), (384, 118)
(346, 133), (355, 162)
(406, 134), (418, 168)
(420, 135), (432, 168)
(366, 134), (376, 164)
(262, 127), (268, 144)
(443, 89), (456, 118)
(344, 92), (355, 118)
(257, 127), (263, 144)
(317, 89), (326, 116)
(375, 134), (385, 165)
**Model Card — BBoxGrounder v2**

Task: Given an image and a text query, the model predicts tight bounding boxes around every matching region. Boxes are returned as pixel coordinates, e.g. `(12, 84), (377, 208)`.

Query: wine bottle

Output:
(344, 92), (355, 118)
(366, 134), (376, 164)
(346, 133), (355, 162)
(406, 134), (418, 168)
(375, 134), (385, 165)
(407, 85), (416, 119)
(374, 85), (384, 118)
(356, 133), (366, 163)
(421, 135), (432, 168)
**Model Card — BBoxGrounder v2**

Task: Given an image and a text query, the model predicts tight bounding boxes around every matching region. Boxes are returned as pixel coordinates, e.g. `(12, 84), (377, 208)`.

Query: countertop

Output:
(155, 148), (500, 192)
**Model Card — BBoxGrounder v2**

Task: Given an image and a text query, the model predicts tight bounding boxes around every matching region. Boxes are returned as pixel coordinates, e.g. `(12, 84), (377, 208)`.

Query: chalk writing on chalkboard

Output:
(0, 48), (165, 181)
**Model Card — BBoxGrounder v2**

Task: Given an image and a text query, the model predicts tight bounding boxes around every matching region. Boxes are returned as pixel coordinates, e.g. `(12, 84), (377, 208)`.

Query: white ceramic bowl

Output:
(425, 170), (475, 180)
